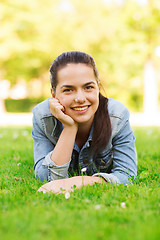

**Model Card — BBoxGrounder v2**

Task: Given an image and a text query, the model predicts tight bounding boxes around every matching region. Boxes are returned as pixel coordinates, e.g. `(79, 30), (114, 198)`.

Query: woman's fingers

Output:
(49, 98), (76, 127)
(49, 98), (64, 116)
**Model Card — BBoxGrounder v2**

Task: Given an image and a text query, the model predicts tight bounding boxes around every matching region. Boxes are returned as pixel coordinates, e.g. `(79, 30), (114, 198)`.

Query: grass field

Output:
(0, 126), (160, 240)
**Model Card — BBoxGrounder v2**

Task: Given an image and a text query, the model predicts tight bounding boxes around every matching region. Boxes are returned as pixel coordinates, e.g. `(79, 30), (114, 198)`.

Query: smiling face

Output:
(51, 63), (99, 127)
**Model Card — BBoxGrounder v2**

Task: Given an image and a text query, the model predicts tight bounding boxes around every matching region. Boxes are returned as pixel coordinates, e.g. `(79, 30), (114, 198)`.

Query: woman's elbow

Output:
(35, 164), (49, 182)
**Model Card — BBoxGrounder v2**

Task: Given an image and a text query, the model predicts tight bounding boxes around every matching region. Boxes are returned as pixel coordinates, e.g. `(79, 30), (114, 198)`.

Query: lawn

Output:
(0, 126), (159, 240)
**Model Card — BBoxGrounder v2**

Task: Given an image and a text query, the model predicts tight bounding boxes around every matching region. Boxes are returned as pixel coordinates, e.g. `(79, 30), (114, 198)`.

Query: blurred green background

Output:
(0, 0), (160, 113)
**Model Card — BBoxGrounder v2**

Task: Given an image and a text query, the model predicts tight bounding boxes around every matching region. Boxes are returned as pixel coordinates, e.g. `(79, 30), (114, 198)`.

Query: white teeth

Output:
(73, 106), (88, 111)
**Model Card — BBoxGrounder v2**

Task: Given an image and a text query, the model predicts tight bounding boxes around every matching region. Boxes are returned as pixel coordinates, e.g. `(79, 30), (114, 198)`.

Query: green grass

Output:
(0, 126), (160, 240)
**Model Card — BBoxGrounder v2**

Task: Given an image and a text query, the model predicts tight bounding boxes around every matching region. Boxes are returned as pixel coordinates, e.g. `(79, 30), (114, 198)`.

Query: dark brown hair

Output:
(50, 51), (111, 157)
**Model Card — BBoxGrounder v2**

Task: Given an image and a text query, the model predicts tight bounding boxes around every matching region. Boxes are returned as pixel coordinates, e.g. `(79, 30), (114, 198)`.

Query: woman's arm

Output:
(38, 176), (104, 194)
(50, 125), (77, 166)
(49, 98), (78, 166)
(32, 98), (78, 182)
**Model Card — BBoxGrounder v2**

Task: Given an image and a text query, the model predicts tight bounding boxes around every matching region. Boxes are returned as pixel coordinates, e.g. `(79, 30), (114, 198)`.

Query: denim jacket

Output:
(32, 98), (137, 184)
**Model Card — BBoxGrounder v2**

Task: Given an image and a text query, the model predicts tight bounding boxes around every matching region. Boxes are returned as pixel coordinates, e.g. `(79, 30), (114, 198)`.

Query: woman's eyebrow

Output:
(60, 81), (96, 89)
(60, 85), (74, 89)
(83, 81), (96, 86)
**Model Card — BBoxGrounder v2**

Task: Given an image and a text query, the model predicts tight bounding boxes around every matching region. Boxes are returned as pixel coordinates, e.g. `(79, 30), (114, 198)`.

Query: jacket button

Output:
(83, 158), (88, 164)
(101, 159), (106, 166)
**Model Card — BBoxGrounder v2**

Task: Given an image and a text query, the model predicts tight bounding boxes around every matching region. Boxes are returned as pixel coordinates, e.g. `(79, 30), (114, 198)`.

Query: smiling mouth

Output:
(72, 106), (89, 111)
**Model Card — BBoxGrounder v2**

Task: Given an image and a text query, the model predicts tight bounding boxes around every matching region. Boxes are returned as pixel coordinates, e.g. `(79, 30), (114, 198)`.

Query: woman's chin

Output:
(73, 117), (94, 126)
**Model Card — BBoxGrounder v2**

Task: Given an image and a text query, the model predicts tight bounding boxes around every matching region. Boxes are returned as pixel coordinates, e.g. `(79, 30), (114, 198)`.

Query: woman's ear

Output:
(51, 88), (55, 98)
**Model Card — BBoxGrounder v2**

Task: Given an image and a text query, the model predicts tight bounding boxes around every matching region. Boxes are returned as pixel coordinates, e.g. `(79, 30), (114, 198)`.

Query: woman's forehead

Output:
(57, 63), (96, 82)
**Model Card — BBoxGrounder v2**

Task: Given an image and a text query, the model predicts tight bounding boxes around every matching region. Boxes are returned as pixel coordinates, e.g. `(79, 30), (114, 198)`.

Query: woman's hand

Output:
(38, 176), (105, 194)
(49, 98), (77, 128)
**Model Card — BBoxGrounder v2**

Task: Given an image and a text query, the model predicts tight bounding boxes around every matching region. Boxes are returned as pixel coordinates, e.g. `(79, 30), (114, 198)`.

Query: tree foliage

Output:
(0, 0), (160, 111)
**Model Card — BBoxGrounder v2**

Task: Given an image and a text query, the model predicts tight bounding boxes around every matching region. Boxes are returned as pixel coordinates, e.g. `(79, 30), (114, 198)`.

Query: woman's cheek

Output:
(58, 97), (71, 112)
(57, 96), (67, 106)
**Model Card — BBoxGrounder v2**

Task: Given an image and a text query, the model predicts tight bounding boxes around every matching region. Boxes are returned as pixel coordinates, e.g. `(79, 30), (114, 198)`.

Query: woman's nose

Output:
(75, 90), (85, 103)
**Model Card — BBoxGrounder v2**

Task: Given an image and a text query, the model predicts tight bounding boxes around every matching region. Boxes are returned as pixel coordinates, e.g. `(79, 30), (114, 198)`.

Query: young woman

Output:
(32, 51), (137, 193)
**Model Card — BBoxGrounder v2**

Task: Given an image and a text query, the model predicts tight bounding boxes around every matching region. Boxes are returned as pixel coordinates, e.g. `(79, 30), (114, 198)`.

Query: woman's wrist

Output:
(63, 122), (78, 132)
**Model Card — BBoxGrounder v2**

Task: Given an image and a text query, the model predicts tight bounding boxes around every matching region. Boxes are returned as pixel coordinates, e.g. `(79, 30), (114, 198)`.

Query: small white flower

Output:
(121, 202), (126, 208)
(81, 167), (87, 173)
(94, 204), (101, 210)
(17, 163), (21, 166)
(65, 192), (70, 199)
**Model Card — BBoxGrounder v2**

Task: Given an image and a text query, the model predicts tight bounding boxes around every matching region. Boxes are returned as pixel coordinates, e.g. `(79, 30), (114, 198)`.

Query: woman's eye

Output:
(85, 85), (94, 90)
(63, 89), (72, 93)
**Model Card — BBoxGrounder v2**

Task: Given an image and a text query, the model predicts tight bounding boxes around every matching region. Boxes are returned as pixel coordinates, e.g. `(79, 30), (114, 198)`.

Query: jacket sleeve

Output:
(93, 107), (137, 184)
(32, 107), (70, 182)
(110, 108), (137, 184)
